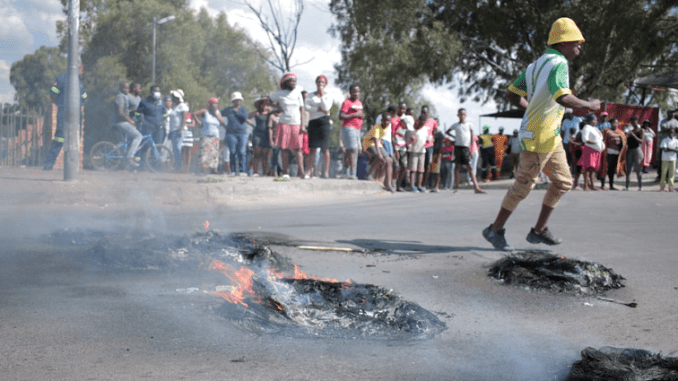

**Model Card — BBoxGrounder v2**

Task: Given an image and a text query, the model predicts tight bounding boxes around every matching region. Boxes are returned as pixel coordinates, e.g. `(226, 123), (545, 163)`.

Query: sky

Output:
(0, 0), (520, 133)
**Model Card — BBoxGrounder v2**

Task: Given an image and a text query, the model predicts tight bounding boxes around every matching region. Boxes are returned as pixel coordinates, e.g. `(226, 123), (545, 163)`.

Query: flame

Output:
(210, 260), (352, 309)
(204, 220), (210, 230)
(209, 260), (259, 307)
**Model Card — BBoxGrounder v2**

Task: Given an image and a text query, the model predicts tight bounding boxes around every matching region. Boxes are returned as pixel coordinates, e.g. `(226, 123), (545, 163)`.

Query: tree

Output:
(9, 47), (67, 109)
(45, 0), (278, 149)
(329, 0), (459, 122)
(330, 0), (678, 110)
(245, 0), (306, 74)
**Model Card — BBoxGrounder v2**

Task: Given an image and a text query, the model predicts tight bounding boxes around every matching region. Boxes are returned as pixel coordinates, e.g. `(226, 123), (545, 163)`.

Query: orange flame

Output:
(209, 260), (259, 307)
(204, 220), (210, 230)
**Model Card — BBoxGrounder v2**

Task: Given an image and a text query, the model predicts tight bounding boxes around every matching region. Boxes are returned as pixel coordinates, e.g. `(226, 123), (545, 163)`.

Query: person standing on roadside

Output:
(193, 98), (224, 174)
(659, 128), (678, 192)
(168, 89), (188, 172)
(222, 91), (249, 175)
(625, 116), (644, 191)
(483, 17), (601, 251)
(599, 118), (625, 190)
(560, 108), (580, 170)
(44, 63), (87, 170)
(641, 119), (655, 173)
(656, 111), (678, 181)
(137, 85), (166, 145)
(270, 73), (306, 180)
(446, 108), (484, 194)
(339, 85), (364, 179)
(304, 75), (333, 178)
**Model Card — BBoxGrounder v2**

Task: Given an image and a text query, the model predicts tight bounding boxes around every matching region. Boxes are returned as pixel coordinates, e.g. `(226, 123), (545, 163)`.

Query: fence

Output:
(0, 104), (45, 167)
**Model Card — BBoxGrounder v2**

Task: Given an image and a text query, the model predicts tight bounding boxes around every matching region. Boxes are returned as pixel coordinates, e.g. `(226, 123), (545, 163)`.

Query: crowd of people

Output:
(565, 109), (678, 192)
(44, 63), (677, 198)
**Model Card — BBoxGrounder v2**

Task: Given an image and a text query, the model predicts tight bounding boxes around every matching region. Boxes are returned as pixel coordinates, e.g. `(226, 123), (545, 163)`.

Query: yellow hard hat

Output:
(547, 17), (585, 45)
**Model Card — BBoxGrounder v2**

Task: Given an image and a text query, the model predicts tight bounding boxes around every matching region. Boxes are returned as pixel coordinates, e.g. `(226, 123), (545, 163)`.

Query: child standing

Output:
(659, 128), (678, 192)
(408, 116), (430, 192)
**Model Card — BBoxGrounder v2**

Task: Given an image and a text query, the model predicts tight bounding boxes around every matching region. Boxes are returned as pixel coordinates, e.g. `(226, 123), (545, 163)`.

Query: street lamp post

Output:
(152, 15), (176, 85)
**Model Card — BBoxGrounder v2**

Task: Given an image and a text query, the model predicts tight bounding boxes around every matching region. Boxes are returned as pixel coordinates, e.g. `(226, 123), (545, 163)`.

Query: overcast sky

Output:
(0, 0), (519, 133)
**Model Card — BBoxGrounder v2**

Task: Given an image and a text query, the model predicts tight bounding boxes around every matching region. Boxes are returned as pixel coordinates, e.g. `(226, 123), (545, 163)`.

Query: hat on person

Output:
(630, 115), (639, 121)
(547, 17), (585, 45)
(207, 97), (219, 107)
(585, 113), (596, 122)
(279, 72), (296, 89)
(482, 125), (490, 132)
(170, 89), (185, 103)
(564, 108), (573, 114)
(230, 91), (244, 102)
(642, 119), (651, 126)
(600, 111), (609, 116)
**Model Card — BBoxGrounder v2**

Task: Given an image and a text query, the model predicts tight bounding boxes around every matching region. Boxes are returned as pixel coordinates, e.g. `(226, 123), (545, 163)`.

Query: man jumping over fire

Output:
(483, 17), (601, 251)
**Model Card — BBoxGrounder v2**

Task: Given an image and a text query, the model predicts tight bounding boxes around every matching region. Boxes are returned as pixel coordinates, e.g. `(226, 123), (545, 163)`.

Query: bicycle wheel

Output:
(90, 141), (123, 171)
(145, 144), (174, 172)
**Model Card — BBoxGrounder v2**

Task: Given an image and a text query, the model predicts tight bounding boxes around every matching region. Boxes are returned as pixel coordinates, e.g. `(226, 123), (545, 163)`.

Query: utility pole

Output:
(64, 0), (80, 181)
(152, 15), (175, 85)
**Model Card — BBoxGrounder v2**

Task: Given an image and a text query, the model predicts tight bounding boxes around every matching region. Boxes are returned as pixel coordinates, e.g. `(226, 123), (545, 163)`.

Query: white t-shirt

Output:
(304, 92), (333, 121)
(270, 88), (304, 125)
(411, 126), (429, 153)
(401, 115), (414, 131)
(581, 124), (604, 152)
(169, 102), (189, 132)
(450, 121), (473, 147)
(660, 136), (678, 162)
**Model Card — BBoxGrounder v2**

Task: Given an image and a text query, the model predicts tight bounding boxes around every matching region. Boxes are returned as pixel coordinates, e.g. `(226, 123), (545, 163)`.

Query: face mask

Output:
(153, 92), (161, 100)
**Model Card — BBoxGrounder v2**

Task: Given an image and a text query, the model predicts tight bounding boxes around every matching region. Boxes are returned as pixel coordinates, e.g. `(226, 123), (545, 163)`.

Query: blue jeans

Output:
(168, 130), (183, 171)
(225, 132), (248, 174)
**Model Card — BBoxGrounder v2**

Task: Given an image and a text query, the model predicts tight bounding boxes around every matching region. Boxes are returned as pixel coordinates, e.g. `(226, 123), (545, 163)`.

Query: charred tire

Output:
(90, 141), (122, 171)
(145, 145), (174, 172)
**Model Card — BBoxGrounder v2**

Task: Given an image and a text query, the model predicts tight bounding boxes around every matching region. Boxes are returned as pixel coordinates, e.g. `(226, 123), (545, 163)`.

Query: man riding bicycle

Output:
(111, 81), (142, 167)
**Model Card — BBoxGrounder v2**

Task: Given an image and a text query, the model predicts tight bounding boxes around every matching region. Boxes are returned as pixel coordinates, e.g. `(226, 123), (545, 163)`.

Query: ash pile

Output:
(566, 347), (678, 380)
(42, 229), (446, 339)
(226, 276), (447, 340)
(488, 251), (625, 295)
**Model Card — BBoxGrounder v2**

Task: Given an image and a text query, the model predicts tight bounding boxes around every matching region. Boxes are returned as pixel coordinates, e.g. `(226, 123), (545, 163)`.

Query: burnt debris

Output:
(488, 251), (625, 295)
(41, 229), (446, 339)
(566, 347), (678, 381)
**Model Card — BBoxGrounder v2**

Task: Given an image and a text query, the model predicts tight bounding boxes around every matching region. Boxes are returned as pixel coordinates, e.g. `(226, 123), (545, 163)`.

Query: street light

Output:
(152, 15), (176, 85)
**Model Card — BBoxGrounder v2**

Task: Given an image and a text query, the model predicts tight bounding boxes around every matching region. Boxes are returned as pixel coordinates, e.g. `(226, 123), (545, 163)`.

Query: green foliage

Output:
(42, 0), (278, 149)
(9, 47), (67, 109)
(330, 0), (678, 110)
(329, 0), (460, 123)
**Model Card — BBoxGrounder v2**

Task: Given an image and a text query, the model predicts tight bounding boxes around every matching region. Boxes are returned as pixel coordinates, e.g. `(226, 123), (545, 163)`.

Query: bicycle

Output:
(90, 133), (174, 172)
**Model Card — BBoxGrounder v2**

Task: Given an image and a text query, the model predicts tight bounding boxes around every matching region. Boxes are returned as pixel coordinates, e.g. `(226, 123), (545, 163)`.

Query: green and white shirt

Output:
(508, 48), (571, 153)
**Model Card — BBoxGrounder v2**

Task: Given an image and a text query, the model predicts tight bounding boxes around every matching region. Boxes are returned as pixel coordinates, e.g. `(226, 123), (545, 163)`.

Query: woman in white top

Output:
(270, 72), (305, 179)
(577, 113), (605, 190)
(168, 89), (189, 172)
(304, 75), (333, 178)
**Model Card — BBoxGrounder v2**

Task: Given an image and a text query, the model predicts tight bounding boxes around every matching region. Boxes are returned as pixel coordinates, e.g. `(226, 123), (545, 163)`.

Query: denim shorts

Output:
(342, 127), (360, 150)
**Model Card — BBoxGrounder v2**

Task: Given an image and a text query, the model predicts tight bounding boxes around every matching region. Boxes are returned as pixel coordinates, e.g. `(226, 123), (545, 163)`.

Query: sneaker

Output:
(418, 186), (427, 192)
(526, 227), (562, 245)
(127, 157), (140, 167)
(482, 224), (513, 252)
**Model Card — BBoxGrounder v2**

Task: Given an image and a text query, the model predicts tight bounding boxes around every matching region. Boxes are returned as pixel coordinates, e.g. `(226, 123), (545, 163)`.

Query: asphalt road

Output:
(1, 168), (677, 380)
